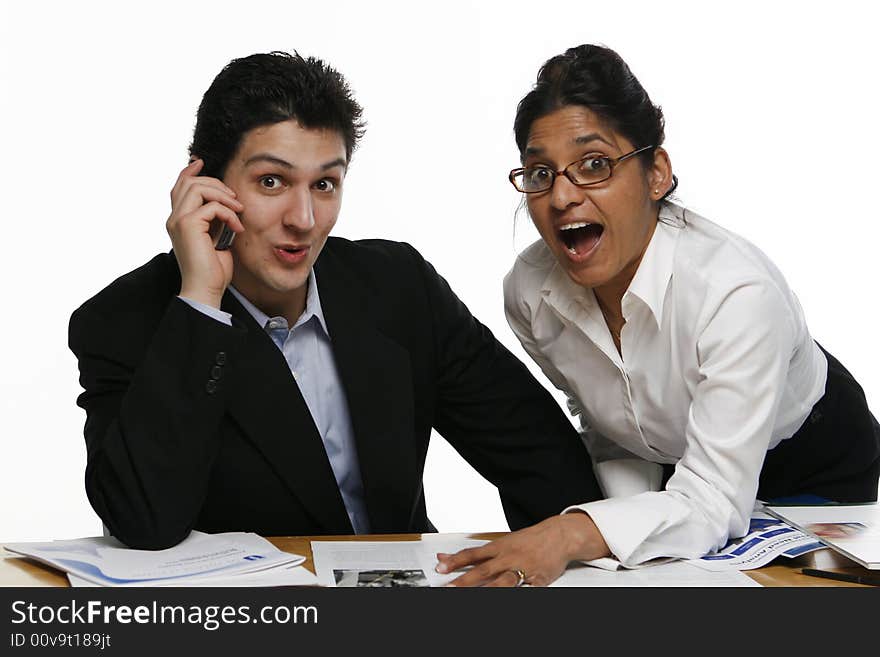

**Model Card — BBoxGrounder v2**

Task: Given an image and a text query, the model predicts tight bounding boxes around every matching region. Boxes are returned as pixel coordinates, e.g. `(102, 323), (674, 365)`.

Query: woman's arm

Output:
(440, 278), (797, 582)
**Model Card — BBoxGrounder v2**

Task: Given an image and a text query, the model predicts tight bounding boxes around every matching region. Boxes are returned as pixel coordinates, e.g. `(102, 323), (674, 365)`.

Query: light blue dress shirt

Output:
(180, 272), (371, 534)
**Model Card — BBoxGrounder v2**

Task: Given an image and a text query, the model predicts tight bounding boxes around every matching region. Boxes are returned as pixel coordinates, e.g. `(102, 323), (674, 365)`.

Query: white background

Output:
(2, 0), (878, 541)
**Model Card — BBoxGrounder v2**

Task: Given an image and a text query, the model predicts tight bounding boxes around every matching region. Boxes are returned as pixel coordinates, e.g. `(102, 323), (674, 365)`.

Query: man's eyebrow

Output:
(523, 133), (614, 158)
(243, 154), (347, 170)
(321, 157), (347, 171)
(244, 154), (294, 169)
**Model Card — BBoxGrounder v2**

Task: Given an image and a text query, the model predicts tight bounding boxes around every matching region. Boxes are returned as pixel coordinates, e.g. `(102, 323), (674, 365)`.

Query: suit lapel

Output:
(220, 290), (353, 534)
(316, 245), (421, 533)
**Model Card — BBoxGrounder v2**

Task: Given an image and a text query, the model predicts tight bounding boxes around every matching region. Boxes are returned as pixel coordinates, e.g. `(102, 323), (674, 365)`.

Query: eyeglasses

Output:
(509, 145), (654, 193)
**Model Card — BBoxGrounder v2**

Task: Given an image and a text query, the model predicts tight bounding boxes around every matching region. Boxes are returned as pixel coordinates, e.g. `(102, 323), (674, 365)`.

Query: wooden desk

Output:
(1, 534), (871, 587)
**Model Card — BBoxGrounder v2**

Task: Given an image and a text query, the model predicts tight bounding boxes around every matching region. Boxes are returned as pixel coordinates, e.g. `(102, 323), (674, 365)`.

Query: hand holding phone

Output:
(166, 159), (245, 309)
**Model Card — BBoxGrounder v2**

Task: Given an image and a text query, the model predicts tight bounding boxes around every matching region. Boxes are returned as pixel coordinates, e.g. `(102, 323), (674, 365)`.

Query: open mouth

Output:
(558, 222), (604, 257)
(274, 245), (310, 264)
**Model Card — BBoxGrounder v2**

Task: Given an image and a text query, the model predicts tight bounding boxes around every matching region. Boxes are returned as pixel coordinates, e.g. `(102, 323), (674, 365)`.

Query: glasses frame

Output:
(509, 144), (655, 193)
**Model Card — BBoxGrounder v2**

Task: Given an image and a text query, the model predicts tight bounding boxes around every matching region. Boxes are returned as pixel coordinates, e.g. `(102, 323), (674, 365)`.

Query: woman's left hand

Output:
(435, 512), (612, 587)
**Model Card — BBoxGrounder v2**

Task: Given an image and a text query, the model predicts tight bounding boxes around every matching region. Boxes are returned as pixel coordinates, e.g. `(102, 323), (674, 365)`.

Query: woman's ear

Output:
(648, 147), (674, 201)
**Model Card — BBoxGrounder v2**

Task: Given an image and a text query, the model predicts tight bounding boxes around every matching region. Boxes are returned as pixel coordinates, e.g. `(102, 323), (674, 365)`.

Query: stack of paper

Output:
(4, 531), (318, 587)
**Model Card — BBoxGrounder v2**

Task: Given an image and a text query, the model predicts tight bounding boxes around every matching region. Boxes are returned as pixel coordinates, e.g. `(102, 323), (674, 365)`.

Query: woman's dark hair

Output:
(190, 51), (366, 179)
(514, 44), (677, 197)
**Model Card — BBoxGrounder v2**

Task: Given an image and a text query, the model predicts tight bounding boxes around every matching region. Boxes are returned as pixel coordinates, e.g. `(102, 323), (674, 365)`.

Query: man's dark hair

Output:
(190, 51), (366, 179)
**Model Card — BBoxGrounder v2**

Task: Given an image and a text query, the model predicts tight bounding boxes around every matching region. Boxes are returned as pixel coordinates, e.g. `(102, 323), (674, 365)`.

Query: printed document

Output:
(4, 531), (311, 586)
(552, 561), (760, 586)
(685, 512), (824, 571)
(311, 534), (761, 587)
(312, 535), (488, 587)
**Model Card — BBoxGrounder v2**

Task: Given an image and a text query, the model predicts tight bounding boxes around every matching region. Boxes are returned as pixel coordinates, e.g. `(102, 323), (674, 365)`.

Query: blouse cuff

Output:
(563, 494), (676, 567)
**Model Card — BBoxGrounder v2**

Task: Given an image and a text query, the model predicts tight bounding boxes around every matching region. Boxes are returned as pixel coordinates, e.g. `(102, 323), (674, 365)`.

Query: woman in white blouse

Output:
(436, 44), (880, 586)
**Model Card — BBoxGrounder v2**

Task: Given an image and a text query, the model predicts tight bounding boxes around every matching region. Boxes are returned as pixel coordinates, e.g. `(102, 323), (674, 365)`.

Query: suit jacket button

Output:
(211, 365), (223, 380)
(205, 380), (218, 394)
(215, 351), (227, 365)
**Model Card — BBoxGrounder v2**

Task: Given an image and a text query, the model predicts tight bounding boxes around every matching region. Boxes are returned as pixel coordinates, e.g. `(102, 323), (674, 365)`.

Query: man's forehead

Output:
(248, 120), (346, 144)
(236, 120), (347, 168)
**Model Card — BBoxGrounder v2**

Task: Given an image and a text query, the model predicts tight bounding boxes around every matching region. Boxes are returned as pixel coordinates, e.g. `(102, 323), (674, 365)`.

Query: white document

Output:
(552, 560), (761, 587)
(4, 531), (306, 586)
(312, 534), (761, 587)
(68, 563), (319, 587)
(765, 503), (880, 569)
(312, 535), (488, 587)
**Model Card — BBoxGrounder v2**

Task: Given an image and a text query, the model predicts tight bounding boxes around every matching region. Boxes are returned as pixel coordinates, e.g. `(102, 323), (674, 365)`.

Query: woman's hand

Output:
(435, 512), (612, 587)
(166, 159), (245, 309)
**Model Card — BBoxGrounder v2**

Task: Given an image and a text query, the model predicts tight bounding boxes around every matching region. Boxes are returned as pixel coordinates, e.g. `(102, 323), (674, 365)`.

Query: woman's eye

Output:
(259, 175), (283, 189)
(526, 168), (552, 183)
(314, 179), (337, 192)
(581, 156), (610, 172)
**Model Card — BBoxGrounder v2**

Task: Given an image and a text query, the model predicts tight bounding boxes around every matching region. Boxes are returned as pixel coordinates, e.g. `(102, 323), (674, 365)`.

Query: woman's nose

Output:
(549, 173), (587, 211)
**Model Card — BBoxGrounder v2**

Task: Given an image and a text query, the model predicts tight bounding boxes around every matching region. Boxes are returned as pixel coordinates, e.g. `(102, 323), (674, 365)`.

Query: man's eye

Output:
(259, 175), (283, 190)
(314, 179), (337, 192)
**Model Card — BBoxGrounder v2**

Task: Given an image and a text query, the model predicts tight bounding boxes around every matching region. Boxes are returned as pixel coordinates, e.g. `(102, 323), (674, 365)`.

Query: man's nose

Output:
(282, 188), (316, 231)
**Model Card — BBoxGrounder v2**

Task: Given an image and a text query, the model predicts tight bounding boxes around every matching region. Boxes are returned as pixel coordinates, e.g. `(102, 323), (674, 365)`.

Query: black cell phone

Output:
(192, 156), (236, 251)
(214, 224), (235, 250)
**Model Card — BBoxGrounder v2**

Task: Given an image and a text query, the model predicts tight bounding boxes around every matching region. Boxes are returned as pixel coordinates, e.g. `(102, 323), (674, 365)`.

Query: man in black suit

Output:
(69, 52), (601, 558)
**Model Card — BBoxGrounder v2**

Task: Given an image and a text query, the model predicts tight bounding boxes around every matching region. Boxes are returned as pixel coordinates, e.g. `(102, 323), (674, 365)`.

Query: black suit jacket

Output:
(69, 238), (600, 549)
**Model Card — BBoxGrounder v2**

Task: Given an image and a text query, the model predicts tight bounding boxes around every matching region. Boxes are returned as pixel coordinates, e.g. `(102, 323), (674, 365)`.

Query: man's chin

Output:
(268, 275), (310, 295)
(259, 264), (312, 292)
(231, 269), (310, 309)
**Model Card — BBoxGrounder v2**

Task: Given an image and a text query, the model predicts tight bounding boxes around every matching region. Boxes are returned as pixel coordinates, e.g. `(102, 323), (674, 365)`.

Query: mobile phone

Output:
(191, 156), (236, 251)
(214, 224), (235, 250)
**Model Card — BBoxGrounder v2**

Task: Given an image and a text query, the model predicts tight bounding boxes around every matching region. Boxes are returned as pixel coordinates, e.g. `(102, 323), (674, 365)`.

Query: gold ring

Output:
(512, 568), (527, 587)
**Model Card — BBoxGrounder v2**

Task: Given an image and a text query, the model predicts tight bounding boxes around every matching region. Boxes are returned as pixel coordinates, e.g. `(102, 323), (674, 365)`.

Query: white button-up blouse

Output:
(503, 201), (827, 566)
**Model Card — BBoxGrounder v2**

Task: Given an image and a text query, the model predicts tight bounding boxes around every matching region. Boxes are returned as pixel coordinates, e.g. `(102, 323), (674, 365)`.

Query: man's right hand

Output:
(166, 159), (245, 309)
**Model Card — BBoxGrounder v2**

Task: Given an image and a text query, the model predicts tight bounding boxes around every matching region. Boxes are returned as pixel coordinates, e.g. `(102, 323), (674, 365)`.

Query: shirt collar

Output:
(625, 201), (684, 329)
(541, 259), (594, 318)
(228, 270), (330, 335)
